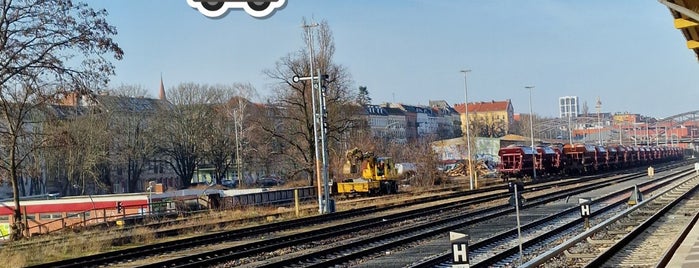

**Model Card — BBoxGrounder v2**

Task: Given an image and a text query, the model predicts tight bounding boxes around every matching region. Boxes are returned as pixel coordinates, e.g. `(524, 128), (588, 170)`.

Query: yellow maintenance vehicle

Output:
(336, 148), (399, 195)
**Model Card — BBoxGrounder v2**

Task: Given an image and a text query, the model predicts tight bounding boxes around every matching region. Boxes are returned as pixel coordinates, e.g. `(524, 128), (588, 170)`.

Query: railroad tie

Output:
(563, 249), (597, 259)
(586, 237), (616, 245)
(629, 216), (649, 221)
(618, 221), (639, 226)
(608, 230), (628, 235)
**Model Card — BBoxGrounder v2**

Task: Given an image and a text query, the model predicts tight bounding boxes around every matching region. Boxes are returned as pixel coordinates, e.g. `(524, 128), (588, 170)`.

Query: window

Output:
(40, 213), (63, 220)
(0, 215), (8, 223)
(67, 211), (90, 218)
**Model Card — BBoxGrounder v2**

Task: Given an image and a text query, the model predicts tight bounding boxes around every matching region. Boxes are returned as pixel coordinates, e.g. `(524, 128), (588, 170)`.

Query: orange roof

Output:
(513, 113), (521, 121)
(454, 100), (510, 113)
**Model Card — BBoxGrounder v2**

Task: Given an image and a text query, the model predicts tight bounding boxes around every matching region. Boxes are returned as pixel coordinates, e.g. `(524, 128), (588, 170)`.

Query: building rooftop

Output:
(453, 100), (511, 114)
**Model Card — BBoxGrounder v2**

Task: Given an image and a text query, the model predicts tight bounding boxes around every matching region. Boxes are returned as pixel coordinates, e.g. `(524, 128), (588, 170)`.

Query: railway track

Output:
(521, 168), (699, 267)
(407, 166), (695, 268)
(127, 166), (683, 268)
(25, 162), (688, 267)
(25, 183), (518, 267)
(6, 185), (466, 252)
(599, 188), (699, 267)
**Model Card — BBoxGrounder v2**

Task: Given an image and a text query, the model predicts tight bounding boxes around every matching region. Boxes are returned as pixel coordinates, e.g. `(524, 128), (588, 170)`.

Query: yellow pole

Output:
(294, 188), (299, 217)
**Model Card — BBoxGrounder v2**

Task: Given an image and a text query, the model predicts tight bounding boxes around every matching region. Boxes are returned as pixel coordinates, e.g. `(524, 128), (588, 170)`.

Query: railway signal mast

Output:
(292, 72), (331, 214)
(297, 22), (332, 214)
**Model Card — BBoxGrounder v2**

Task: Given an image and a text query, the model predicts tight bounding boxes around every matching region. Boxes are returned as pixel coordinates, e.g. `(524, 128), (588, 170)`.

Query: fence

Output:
(20, 186), (317, 237)
(214, 187), (316, 209)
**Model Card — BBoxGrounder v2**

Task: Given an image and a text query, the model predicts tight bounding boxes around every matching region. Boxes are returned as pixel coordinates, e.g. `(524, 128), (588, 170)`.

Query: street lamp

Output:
(525, 86), (536, 180)
(147, 182), (154, 216)
(645, 121), (649, 146)
(655, 122), (659, 146)
(73, 184), (95, 215)
(568, 113), (573, 145)
(461, 70), (476, 190)
(596, 97), (602, 146)
(232, 105), (243, 188)
(618, 121), (623, 145)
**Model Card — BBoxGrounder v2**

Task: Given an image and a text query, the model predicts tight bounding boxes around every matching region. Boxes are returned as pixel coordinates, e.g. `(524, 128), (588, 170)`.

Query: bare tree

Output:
(261, 19), (361, 184)
(111, 84), (149, 98)
(110, 85), (160, 192)
(44, 110), (112, 195)
(155, 83), (219, 188)
(204, 83), (257, 185)
(0, 0), (122, 240)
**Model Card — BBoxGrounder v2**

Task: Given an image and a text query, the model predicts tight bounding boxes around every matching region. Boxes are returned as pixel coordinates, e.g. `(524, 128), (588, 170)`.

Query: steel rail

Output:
(523, 170), (698, 267)
(408, 165), (694, 267)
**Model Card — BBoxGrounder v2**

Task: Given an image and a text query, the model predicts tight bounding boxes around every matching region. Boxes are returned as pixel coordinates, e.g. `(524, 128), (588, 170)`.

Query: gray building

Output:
(559, 96), (579, 118)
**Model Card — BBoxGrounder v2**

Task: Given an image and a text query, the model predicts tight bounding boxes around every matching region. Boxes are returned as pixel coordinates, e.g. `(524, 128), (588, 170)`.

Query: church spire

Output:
(159, 73), (166, 101)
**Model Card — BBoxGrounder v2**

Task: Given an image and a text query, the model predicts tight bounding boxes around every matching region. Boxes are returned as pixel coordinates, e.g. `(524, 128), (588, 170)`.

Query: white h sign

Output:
(453, 243), (468, 262)
(450, 231), (470, 268)
(580, 204), (590, 217)
(579, 197), (592, 217)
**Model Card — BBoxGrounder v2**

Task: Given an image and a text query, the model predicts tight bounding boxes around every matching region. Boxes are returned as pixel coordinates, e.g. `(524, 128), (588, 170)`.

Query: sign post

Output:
(579, 197), (592, 229)
(628, 185), (643, 206)
(450, 231), (469, 268)
(647, 166), (654, 178)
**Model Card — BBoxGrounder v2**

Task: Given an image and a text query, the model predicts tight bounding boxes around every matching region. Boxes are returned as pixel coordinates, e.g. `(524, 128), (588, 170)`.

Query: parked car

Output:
(256, 176), (285, 187)
(221, 179), (238, 188)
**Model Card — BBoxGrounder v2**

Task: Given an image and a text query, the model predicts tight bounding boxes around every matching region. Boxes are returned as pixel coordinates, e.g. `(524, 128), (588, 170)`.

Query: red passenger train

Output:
(497, 143), (684, 180)
(0, 193), (150, 237)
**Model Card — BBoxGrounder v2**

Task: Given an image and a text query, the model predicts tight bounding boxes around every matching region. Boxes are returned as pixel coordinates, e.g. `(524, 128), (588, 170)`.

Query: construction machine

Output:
(336, 148), (399, 195)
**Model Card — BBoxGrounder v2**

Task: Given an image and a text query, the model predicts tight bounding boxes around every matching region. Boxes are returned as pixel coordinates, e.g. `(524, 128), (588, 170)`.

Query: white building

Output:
(559, 96), (579, 118)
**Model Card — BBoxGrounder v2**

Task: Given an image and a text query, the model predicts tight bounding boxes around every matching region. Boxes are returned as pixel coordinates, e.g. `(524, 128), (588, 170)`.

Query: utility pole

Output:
(461, 70), (476, 189)
(596, 97), (602, 146)
(525, 86), (536, 180)
(619, 121), (623, 145)
(568, 113), (573, 144)
(234, 107), (242, 188)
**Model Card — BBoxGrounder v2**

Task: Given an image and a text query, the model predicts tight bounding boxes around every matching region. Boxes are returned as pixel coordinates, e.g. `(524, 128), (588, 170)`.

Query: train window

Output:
(0, 215), (8, 222)
(66, 212), (87, 219)
(40, 213), (63, 220)
(25, 214), (35, 220)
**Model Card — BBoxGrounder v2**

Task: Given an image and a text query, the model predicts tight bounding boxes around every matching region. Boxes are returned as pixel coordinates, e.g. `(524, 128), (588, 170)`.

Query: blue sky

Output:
(87, 1), (699, 118)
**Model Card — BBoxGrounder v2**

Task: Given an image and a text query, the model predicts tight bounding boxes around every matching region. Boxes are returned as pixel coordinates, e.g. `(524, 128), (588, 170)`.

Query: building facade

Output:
(559, 96), (579, 118)
(454, 100), (514, 138)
